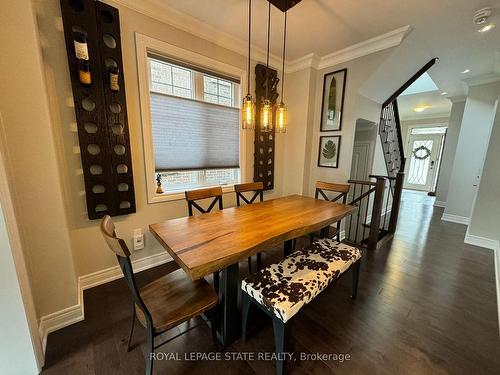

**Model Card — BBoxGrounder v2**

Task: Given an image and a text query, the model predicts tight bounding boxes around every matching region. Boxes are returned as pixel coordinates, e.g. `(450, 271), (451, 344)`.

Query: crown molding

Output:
(107, 0), (410, 74)
(317, 25), (412, 70)
(447, 95), (467, 103)
(462, 73), (500, 88)
(286, 53), (320, 73)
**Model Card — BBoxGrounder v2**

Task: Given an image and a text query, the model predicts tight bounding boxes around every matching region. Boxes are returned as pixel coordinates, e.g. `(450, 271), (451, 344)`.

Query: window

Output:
(141, 48), (242, 201)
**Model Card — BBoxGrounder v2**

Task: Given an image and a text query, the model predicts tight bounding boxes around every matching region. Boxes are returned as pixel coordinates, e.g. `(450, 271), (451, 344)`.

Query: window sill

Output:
(148, 185), (236, 204)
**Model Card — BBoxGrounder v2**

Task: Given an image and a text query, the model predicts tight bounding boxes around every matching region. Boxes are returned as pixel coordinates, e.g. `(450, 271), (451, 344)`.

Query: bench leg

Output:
(272, 317), (286, 375)
(351, 260), (361, 299)
(241, 293), (250, 342)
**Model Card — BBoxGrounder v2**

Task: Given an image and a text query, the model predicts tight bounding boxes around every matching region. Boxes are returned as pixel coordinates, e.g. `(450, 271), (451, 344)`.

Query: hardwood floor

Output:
(42, 191), (500, 374)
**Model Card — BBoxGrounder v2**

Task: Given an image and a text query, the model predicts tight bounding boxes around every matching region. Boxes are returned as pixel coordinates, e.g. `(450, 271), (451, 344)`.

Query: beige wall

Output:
(0, 0), (78, 318)
(33, 0), (285, 282)
(435, 100), (465, 205)
(468, 96), (500, 241)
(303, 51), (392, 196)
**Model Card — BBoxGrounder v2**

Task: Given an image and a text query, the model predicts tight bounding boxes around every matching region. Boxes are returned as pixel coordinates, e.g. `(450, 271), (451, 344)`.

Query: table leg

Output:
(220, 262), (240, 346)
(284, 239), (293, 257)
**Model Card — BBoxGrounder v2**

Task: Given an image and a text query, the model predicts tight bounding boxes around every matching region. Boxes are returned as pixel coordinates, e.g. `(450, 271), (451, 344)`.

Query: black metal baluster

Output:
(363, 185), (370, 242)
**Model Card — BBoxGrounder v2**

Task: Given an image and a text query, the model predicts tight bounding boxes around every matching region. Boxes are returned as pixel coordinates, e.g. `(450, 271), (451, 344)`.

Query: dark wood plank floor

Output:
(42, 191), (500, 374)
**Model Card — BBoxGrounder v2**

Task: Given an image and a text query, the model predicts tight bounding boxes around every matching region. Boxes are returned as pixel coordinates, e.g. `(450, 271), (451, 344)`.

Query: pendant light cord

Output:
(265, 1), (271, 101)
(247, 0), (252, 96)
(281, 11), (287, 104)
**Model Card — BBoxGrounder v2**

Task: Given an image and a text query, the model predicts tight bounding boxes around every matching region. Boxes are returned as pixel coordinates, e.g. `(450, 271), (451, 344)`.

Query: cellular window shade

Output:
(150, 93), (240, 171)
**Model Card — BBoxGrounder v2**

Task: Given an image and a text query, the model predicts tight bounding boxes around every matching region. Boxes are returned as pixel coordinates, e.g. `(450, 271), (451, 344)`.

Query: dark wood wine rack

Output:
(60, 0), (136, 220)
(254, 64), (279, 191)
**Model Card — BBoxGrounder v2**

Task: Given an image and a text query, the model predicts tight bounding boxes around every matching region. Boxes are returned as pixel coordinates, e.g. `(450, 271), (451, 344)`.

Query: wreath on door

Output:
(412, 145), (431, 160)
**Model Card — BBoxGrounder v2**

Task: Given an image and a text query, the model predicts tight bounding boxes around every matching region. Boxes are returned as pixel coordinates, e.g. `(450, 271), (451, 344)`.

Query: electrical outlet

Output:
(133, 228), (145, 251)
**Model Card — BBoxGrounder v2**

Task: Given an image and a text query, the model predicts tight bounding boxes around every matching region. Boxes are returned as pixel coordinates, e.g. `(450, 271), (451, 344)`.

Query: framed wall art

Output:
(318, 135), (341, 168)
(320, 68), (346, 132)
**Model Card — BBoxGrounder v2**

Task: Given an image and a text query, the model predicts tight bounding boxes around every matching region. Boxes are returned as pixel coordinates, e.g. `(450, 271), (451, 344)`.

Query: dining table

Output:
(150, 194), (356, 346)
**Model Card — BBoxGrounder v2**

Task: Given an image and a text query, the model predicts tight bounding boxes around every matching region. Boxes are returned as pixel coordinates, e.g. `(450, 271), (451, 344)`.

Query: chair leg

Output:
(256, 253), (262, 271)
(145, 323), (154, 375)
(272, 317), (286, 375)
(292, 238), (296, 250)
(127, 303), (136, 352)
(351, 260), (361, 299)
(248, 256), (253, 274)
(241, 293), (251, 342)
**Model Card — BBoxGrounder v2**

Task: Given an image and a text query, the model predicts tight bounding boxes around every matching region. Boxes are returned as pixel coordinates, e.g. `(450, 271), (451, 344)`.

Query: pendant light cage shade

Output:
(276, 102), (287, 133)
(260, 100), (273, 132)
(242, 94), (256, 129)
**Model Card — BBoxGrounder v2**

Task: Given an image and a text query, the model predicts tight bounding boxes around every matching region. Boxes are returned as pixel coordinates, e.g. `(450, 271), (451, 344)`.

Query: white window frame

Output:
(135, 33), (246, 203)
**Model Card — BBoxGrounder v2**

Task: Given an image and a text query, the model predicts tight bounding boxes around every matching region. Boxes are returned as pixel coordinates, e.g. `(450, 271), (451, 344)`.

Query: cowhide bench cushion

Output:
(241, 239), (361, 323)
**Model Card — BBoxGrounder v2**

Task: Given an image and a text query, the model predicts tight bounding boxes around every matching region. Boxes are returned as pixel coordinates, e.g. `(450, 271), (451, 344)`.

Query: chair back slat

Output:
(185, 186), (223, 216)
(315, 181), (350, 204)
(235, 182), (264, 206)
(100, 216), (153, 325)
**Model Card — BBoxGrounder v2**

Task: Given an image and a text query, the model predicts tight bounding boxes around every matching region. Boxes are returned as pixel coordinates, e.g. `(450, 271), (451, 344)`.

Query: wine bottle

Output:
(73, 32), (89, 60)
(109, 66), (120, 92)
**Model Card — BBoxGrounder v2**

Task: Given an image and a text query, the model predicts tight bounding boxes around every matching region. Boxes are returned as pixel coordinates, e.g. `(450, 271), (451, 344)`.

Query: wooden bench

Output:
(241, 238), (362, 375)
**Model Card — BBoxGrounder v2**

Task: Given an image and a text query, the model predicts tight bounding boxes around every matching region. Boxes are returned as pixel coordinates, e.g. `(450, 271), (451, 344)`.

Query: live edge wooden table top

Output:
(150, 195), (356, 281)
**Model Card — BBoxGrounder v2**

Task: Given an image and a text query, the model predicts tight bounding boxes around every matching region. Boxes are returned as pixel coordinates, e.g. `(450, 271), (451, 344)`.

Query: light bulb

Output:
(276, 102), (287, 133)
(242, 95), (256, 129)
(260, 100), (273, 132)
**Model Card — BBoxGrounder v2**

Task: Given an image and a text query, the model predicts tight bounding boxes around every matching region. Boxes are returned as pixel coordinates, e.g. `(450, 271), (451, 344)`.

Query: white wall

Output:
(468, 96), (500, 241)
(435, 100), (465, 205)
(443, 81), (500, 222)
(0, 203), (39, 375)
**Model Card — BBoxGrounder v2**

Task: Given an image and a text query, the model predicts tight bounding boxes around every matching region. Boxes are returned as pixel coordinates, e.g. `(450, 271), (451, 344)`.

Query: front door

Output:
(404, 134), (442, 192)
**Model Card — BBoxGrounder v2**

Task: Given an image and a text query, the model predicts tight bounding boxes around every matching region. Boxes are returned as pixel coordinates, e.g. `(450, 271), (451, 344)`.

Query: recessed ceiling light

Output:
(461, 69), (471, 74)
(413, 106), (428, 113)
(440, 92), (448, 96)
(478, 24), (495, 33)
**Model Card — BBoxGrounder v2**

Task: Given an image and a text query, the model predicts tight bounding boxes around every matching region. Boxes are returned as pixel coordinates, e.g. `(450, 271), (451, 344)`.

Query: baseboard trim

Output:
(464, 234), (499, 250)
(434, 200), (446, 208)
(80, 251), (172, 290)
(441, 213), (470, 225)
(38, 252), (172, 355)
(464, 233), (500, 337)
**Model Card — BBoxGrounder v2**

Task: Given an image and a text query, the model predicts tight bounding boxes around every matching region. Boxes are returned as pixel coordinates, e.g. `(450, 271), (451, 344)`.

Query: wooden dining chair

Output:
(314, 181), (350, 240)
(100, 216), (219, 375)
(294, 181), (350, 249)
(235, 182), (264, 273)
(185, 186), (224, 292)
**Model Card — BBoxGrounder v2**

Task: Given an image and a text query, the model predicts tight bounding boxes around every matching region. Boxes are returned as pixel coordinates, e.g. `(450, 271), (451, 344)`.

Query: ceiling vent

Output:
(473, 7), (493, 25)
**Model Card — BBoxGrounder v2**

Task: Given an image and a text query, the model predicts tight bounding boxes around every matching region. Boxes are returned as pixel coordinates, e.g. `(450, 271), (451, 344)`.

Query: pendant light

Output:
(276, 11), (288, 133)
(260, 2), (273, 132)
(242, 0), (256, 129)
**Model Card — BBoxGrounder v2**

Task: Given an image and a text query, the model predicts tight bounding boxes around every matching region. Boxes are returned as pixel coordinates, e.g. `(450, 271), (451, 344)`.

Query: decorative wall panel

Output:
(60, 0), (136, 219)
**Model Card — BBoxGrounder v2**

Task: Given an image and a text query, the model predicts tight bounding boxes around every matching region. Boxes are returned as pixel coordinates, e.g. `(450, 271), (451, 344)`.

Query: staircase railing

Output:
(345, 173), (404, 251)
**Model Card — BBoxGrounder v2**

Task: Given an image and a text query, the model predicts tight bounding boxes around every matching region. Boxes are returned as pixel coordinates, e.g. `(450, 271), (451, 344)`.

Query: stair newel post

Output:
(388, 172), (405, 234)
(368, 177), (386, 251)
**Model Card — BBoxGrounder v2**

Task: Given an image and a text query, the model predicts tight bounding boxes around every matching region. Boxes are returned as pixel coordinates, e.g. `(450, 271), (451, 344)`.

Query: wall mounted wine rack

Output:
(60, 0), (136, 220)
(254, 64), (279, 191)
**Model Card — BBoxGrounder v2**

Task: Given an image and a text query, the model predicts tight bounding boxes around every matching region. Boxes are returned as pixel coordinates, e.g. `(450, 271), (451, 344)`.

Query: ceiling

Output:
(398, 91), (452, 120)
(140, 0), (500, 97)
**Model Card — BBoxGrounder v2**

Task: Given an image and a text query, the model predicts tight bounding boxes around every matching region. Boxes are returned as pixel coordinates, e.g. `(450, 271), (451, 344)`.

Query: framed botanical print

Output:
(318, 136), (341, 168)
(320, 69), (347, 132)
